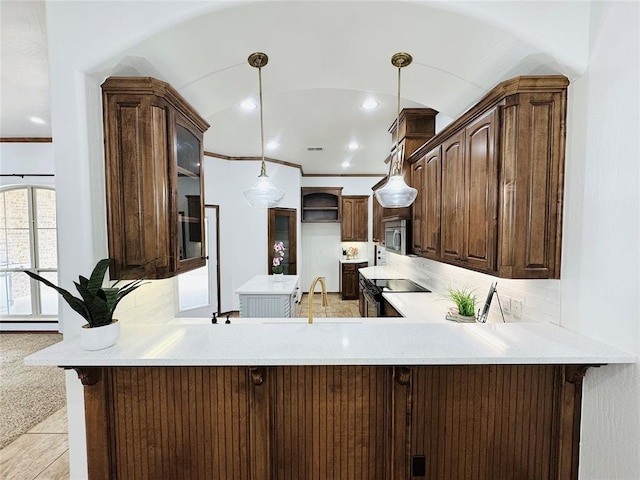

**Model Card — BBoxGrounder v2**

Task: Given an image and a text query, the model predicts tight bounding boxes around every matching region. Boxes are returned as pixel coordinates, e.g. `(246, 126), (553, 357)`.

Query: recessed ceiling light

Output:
(348, 142), (359, 150)
(240, 99), (257, 110)
(341, 161), (351, 168)
(30, 116), (46, 124)
(266, 140), (279, 150)
(361, 100), (379, 110)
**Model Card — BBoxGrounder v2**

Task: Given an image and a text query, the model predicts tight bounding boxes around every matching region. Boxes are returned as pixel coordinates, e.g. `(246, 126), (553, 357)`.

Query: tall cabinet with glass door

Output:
(102, 77), (210, 280)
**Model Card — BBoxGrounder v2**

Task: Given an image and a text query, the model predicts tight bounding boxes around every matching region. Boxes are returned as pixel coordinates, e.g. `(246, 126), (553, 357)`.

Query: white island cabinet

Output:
(235, 274), (300, 318)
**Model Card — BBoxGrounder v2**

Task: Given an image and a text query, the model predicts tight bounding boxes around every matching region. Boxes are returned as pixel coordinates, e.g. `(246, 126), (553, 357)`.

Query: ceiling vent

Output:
(306, 146), (323, 151)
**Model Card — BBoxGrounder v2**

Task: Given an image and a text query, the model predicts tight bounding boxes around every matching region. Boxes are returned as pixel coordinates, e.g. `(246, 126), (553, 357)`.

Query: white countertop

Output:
(235, 274), (299, 295)
(339, 257), (369, 264)
(382, 292), (447, 321)
(359, 266), (409, 280)
(25, 320), (634, 367)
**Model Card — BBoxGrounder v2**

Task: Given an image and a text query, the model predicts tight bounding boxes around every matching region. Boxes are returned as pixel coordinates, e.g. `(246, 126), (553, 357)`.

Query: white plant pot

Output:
(273, 273), (284, 282)
(80, 319), (120, 351)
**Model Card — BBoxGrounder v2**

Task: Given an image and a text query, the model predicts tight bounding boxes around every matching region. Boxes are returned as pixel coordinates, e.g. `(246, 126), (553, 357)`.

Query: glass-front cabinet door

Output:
(174, 116), (205, 273)
(268, 208), (297, 275)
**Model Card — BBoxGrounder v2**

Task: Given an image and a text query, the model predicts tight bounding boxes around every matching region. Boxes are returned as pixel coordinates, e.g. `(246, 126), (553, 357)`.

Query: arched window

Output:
(0, 186), (58, 318)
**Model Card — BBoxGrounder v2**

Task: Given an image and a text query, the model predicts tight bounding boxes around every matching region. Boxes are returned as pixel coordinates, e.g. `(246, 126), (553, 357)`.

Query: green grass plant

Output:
(446, 286), (477, 317)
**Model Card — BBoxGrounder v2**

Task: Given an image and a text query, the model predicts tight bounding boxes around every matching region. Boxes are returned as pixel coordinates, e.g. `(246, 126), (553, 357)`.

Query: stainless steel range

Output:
(359, 277), (431, 317)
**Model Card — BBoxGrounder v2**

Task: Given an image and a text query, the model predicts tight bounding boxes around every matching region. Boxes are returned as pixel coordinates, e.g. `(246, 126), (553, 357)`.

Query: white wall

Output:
(204, 156), (301, 312)
(0, 142), (55, 188)
(300, 176), (383, 291)
(561, 2), (639, 478)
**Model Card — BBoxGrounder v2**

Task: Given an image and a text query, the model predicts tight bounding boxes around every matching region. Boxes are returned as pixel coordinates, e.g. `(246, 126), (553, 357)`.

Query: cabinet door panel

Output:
(341, 196), (368, 242)
(372, 195), (383, 243)
(411, 159), (425, 254)
(341, 197), (355, 241)
(464, 109), (498, 272)
(354, 196), (368, 241)
(423, 146), (441, 259)
(526, 100), (554, 270)
(441, 132), (465, 262)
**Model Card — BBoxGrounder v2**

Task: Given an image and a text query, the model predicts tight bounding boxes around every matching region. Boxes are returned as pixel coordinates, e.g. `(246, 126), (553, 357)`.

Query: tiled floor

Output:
(0, 407), (69, 480)
(0, 293), (359, 479)
(297, 292), (361, 318)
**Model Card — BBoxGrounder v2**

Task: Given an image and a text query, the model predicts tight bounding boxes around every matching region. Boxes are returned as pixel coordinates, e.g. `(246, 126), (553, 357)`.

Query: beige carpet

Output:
(0, 333), (66, 448)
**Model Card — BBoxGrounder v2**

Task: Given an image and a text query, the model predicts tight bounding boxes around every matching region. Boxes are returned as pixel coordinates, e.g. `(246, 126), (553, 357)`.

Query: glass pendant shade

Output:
(377, 52), (417, 209)
(243, 52), (284, 208)
(243, 171), (285, 207)
(375, 174), (418, 208)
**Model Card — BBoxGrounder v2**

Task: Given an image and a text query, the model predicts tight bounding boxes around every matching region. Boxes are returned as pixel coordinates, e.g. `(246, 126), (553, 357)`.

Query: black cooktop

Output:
(371, 278), (431, 293)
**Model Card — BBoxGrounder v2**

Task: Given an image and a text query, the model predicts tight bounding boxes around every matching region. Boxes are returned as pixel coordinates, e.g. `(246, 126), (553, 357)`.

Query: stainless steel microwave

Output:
(384, 220), (408, 255)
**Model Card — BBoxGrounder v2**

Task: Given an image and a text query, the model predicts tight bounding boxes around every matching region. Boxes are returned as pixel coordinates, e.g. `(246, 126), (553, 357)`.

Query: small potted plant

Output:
(24, 258), (146, 350)
(445, 286), (477, 323)
(271, 241), (285, 281)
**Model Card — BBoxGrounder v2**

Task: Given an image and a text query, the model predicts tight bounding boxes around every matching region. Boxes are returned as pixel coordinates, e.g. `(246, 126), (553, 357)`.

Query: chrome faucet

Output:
(308, 276), (328, 324)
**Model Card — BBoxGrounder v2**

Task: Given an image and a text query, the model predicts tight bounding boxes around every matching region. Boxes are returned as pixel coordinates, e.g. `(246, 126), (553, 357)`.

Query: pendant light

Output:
(243, 52), (285, 208)
(375, 52), (418, 209)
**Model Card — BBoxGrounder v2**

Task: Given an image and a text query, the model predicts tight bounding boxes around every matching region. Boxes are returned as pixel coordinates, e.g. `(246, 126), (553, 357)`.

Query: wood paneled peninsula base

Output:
(75, 363), (589, 480)
(26, 321), (633, 480)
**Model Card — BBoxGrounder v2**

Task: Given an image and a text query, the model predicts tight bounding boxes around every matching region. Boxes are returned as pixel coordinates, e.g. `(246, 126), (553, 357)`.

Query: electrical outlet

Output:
(502, 296), (512, 313)
(512, 299), (523, 318)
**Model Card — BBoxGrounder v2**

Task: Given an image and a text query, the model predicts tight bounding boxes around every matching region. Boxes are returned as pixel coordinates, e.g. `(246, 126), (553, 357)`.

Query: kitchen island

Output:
(235, 274), (300, 318)
(26, 320), (634, 480)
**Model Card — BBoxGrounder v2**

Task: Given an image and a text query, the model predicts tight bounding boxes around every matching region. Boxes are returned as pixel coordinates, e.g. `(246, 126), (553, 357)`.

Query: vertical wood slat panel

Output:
(270, 366), (388, 479)
(81, 364), (584, 479)
(104, 367), (250, 480)
(410, 365), (560, 480)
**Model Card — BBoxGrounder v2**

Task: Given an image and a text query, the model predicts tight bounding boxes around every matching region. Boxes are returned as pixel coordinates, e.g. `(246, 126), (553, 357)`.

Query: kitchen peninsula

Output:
(26, 316), (633, 479)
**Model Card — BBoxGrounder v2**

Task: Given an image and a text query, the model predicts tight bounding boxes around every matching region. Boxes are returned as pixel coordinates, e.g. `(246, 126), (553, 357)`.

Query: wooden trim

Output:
(204, 150), (387, 178)
(204, 151), (303, 172)
(408, 75), (569, 163)
(75, 368), (113, 479)
(101, 77), (209, 131)
(0, 137), (52, 143)
(303, 173), (384, 178)
(268, 207), (297, 275)
(204, 204), (222, 315)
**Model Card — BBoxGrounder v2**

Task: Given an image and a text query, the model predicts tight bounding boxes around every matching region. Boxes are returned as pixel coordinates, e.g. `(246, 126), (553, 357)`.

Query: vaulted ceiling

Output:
(1, 1), (590, 175)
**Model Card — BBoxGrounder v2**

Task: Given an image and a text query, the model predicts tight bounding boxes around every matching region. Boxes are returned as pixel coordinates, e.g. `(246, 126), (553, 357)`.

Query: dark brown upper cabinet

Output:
(341, 195), (369, 242)
(408, 75), (568, 279)
(372, 194), (384, 244)
(373, 108), (438, 222)
(411, 144), (442, 258)
(301, 187), (343, 223)
(102, 76), (210, 279)
(440, 109), (499, 272)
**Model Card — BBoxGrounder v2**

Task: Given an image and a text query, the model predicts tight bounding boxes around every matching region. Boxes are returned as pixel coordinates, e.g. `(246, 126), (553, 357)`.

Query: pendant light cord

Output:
(394, 64), (402, 176)
(258, 63), (267, 176)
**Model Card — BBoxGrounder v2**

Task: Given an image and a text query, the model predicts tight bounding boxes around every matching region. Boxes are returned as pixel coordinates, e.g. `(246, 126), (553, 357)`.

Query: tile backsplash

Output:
(115, 278), (176, 324)
(386, 253), (561, 324)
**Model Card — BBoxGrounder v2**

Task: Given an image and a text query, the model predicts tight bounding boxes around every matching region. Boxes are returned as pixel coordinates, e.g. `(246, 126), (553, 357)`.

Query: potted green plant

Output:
(24, 258), (146, 350)
(445, 286), (477, 323)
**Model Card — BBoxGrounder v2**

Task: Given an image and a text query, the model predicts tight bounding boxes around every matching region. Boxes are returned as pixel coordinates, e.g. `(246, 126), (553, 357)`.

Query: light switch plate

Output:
(502, 296), (512, 313)
(512, 299), (523, 318)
